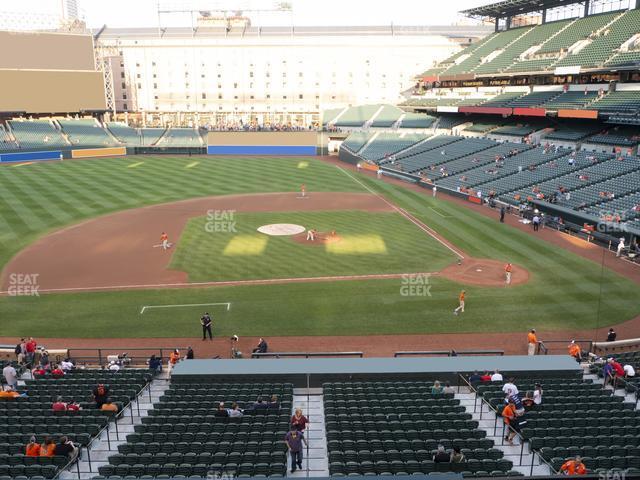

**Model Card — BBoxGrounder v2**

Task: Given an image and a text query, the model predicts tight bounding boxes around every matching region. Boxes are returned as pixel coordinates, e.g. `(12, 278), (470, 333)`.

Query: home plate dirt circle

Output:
(257, 223), (306, 236)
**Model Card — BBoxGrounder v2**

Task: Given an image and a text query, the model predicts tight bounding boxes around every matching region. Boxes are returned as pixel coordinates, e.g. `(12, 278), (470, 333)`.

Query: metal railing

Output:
(394, 349), (504, 357)
(457, 374), (558, 476)
(537, 339), (594, 356)
(251, 351), (363, 359)
(66, 347), (188, 367)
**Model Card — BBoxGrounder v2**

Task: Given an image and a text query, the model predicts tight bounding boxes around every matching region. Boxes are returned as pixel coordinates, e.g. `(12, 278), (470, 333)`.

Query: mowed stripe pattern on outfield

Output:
(0, 156), (364, 269)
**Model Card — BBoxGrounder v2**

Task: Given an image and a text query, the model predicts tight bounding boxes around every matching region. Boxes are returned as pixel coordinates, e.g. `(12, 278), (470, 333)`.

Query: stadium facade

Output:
(94, 25), (491, 126)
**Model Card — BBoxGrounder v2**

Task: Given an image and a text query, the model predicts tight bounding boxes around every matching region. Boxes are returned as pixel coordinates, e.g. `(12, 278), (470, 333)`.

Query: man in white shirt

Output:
(617, 238), (625, 257)
(2, 364), (17, 389)
(60, 359), (75, 371)
(623, 364), (636, 378)
(490, 370), (503, 382)
(502, 378), (519, 396)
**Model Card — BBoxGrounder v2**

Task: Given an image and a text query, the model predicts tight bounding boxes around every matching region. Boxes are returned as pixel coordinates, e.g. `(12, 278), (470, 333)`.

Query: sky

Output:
(78, 0), (492, 28)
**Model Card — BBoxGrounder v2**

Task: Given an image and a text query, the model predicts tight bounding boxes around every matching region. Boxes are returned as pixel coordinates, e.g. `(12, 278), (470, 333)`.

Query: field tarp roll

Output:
(71, 147), (126, 159)
(207, 131), (317, 156)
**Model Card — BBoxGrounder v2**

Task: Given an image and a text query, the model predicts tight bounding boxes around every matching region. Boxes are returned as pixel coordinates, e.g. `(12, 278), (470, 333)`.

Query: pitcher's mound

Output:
(291, 231), (342, 246)
(440, 258), (529, 287)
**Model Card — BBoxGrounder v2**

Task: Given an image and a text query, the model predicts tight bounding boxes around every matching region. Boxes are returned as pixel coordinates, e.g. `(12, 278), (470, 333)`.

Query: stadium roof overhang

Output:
(461, 0), (584, 20)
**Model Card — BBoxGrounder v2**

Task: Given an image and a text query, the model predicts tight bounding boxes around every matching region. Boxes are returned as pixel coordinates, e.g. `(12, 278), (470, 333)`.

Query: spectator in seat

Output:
(51, 364), (64, 378)
(40, 437), (56, 457)
(40, 351), (50, 368)
(433, 445), (450, 463)
(25, 436), (41, 457)
(533, 384), (543, 405)
(25, 337), (37, 365)
(606, 328), (617, 342)
(32, 364), (46, 377)
(268, 394), (280, 409)
(450, 446), (465, 463)
(92, 384), (110, 409)
(469, 371), (482, 384)
(108, 361), (120, 372)
(227, 402), (244, 418)
(54, 436), (78, 460)
(101, 401), (118, 412)
(560, 456), (586, 475)
(251, 396), (268, 409)
(52, 396), (68, 412)
(522, 392), (535, 410)
(252, 338), (268, 354)
(60, 358), (75, 372)
(491, 370), (503, 382)
(215, 402), (229, 417)
(291, 408), (309, 432)
(443, 382), (455, 394)
(480, 371), (492, 382)
(186, 347), (194, 360)
(0, 386), (23, 399)
(431, 381), (444, 394)
(623, 363), (636, 378)
(148, 355), (162, 374)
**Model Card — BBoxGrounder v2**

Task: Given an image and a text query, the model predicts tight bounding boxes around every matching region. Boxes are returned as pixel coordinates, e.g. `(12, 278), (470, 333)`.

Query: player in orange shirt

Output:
(504, 263), (513, 285)
(527, 329), (537, 356)
(160, 232), (169, 251)
(300, 184), (306, 198)
(560, 456), (586, 475)
(453, 290), (466, 315)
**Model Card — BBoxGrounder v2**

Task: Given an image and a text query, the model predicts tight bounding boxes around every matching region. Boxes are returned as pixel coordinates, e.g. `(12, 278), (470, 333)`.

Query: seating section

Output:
(370, 106), (404, 128)
(561, 170), (640, 209)
(158, 128), (203, 147)
(139, 129), (166, 147)
(359, 133), (428, 163)
(341, 132), (374, 154)
(0, 368), (151, 479)
(541, 91), (599, 110)
(8, 120), (68, 149)
(590, 91), (640, 114)
(555, 9), (640, 69)
(106, 123), (140, 145)
(59, 119), (118, 148)
(0, 125), (17, 151)
(590, 349), (640, 393)
(98, 383), (293, 478)
(322, 108), (346, 127)
(544, 124), (602, 141)
(399, 113), (437, 129)
(537, 12), (618, 55)
(476, 375), (640, 477)
(588, 190), (640, 222)
(391, 137), (495, 174)
(324, 382), (516, 477)
(334, 105), (381, 127)
(586, 126), (640, 147)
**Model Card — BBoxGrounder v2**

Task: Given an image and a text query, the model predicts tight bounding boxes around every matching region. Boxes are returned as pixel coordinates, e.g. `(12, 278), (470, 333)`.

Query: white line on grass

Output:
(429, 207), (453, 218)
(140, 302), (231, 314)
(335, 166), (464, 259)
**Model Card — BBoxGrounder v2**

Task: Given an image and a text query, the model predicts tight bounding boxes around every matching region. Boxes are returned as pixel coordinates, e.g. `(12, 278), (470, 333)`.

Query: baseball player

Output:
(306, 228), (315, 241)
(160, 232), (169, 251)
(505, 263), (513, 284)
(453, 290), (465, 315)
(300, 184), (306, 198)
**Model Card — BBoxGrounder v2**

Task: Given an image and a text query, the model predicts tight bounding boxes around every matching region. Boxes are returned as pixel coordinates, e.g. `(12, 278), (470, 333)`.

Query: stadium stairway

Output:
(455, 387), (551, 476)
(58, 373), (171, 480)
(290, 389), (329, 477)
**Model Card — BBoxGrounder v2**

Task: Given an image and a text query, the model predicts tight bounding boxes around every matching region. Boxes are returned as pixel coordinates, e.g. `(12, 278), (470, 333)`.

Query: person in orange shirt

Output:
(168, 349), (180, 373)
(40, 437), (56, 457)
(527, 329), (537, 356)
(453, 290), (466, 315)
(0, 387), (21, 399)
(505, 263), (513, 285)
(25, 437), (41, 457)
(560, 456), (586, 475)
(501, 400), (517, 445)
(160, 232), (169, 251)
(568, 341), (582, 362)
(300, 184), (306, 198)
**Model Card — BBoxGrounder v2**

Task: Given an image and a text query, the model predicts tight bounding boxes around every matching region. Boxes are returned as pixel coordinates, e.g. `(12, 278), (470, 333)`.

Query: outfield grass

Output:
(0, 156), (638, 338)
(171, 211), (456, 281)
(0, 155), (362, 269)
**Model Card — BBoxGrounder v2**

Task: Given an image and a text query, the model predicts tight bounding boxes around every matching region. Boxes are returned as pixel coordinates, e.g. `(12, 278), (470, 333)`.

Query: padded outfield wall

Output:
(207, 131), (317, 155)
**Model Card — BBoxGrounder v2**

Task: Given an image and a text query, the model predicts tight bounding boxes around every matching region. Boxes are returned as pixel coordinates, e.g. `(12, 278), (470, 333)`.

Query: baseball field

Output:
(0, 155), (639, 349)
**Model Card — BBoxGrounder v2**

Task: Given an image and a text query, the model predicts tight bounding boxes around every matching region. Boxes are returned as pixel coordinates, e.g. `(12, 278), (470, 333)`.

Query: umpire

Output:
(201, 312), (213, 340)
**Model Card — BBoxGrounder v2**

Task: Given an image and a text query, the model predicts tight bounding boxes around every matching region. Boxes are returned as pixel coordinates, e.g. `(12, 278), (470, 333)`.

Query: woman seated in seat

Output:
(25, 436), (41, 457)
(40, 437), (56, 457)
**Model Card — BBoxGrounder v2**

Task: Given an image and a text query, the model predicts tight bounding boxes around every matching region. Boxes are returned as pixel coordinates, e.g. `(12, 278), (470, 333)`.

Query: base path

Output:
(0, 192), (393, 292)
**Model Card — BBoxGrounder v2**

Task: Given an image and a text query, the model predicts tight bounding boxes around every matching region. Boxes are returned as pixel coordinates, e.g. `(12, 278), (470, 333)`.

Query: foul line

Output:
(140, 302), (231, 314)
(0, 272), (440, 295)
(429, 207), (453, 218)
(335, 166), (464, 259)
